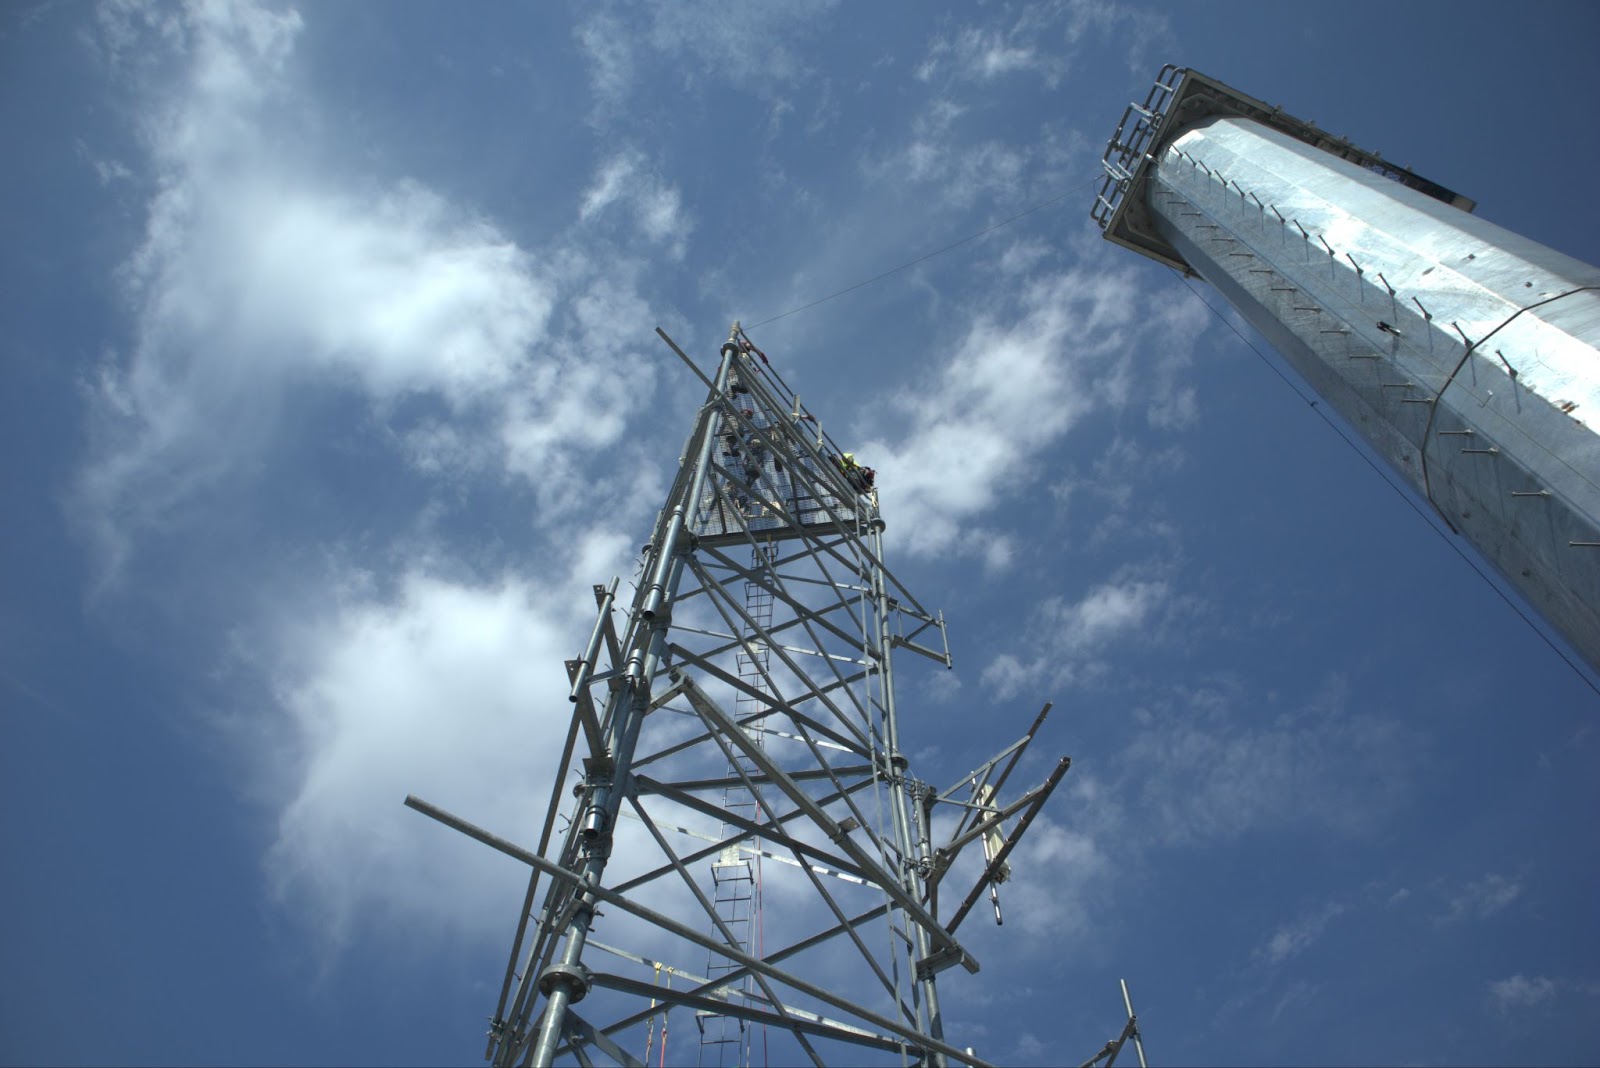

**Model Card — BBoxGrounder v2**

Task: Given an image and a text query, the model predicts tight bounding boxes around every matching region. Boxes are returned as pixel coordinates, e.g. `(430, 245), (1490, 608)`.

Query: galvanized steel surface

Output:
(1145, 116), (1600, 671)
(414, 327), (1077, 1068)
(1093, 65), (1474, 272)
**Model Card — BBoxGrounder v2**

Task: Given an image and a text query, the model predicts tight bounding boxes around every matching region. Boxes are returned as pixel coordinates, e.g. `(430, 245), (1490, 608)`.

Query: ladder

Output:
(696, 545), (773, 1066)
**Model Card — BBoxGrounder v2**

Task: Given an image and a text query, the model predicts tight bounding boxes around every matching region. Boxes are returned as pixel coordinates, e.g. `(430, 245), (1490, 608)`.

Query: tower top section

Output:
(687, 322), (878, 549)
(1091, 65), (1477, 272)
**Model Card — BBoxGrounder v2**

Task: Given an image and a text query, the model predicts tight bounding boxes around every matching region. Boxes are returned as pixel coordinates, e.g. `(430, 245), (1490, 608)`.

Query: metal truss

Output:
(1077, 981), (1148, 1068)
(409, 324), (1073, 1067)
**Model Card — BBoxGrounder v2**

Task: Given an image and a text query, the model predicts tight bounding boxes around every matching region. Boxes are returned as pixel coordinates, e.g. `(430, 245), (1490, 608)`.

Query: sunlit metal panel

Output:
(1095, 68), (1600, 672)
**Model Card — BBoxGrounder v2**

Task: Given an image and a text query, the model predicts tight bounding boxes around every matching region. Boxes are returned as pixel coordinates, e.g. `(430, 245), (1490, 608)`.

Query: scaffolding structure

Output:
(409, 324), (1080, 1066)
(1078, 980), (1148, 1068)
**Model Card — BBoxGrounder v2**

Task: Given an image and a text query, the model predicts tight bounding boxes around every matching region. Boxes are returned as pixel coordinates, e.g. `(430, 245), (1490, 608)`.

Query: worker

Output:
(721, 408), (758, 458)
(835, 452), (871, 493)
(729, 409), (768, 512)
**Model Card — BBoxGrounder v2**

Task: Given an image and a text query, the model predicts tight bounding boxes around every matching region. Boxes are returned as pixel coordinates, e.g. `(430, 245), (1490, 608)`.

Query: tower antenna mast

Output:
(410, 323), (1073, 1066)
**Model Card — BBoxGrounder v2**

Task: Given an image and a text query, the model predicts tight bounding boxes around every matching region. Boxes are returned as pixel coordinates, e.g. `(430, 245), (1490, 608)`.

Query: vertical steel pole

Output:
(909, 782), (947, 1048)
(867, 515), (947, 1064)
(528, 347), (736, 1068)
(1119, 979), (1147, 1068)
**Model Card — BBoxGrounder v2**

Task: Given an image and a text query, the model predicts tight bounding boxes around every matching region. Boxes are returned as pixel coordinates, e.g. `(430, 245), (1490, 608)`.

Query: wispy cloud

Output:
(1113, 674), (1421, 846)
(1267, 979), (1318, 1024)
(1488, 974), (1558, 1013)
(861, 258), (1195, 566)
(574, 1), (838, 121)
(1436, 872), (1523, 925)
(78, 0), (672, 946)
(572, 13), (635, 115)
(914, 1), (1177, 86)
(267, 570), (578, 942)
(1052, 578), (1171, 649)
(77, 0), (663, 584)
(953, 812), (1110, 962)
(983, 571), (1175, 698)
(578, 150), (694, 258)
(1486, 974), (1600, 1016)
(917, 24), (1066, 88)
(858, 93), (1093, 215)
(1255, 899), (1347, 966)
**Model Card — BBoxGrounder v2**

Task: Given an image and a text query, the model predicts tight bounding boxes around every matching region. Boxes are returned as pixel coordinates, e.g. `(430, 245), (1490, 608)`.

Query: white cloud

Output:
(997, 238), (1051, 276)
(981, 573), (1174, 698)
(572, 13), (635, 113)
(1057, 579), (1169, 649)
(645, 3), (829, 87)
(980, 653), (1030, 703)
(147, 179), (548, 402)
(1255, 900), (1347, 966)
(268, 570), (578, 942)
(76, 0), (678, 947)
(980, 531), (1014, 573)
(1148, 383), (1197, 429)
(862, 263), (1156, 562)
(1268, 979), (1318, 1025)
(1115, 675), (1419, 845)
(574, 2), (837, 118)
(1004, 816), (1107, 934)
(77, 138), (136, 185)
(77, 0), (662, 581)
(862, 98), (1034, 209)
(577, 155), (634, 221)
(1062, 0), (1178, 75)
(913, 2), (1177, 87)
(1013, 1033), (1047, 1062)
(1437, 873), (1523, 925)
(944, 25), (1065, 86)
(1488, 974), (1557, 1013)
(578, 150), (694, 257)
(916, 22), (1063, 89)
(1485, 974), (1600, 1017)
(954, 812), (1109, 957)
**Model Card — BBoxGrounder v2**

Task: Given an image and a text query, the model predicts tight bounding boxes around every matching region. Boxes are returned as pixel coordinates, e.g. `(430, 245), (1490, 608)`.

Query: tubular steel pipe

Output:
(523, 346), (736, 1065)
(401, 795), (996, 1068)
(1095, 68), (1600, 675)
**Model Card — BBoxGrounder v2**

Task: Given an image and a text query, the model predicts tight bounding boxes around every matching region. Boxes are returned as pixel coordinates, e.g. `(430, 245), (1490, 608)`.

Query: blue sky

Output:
(4, 1), (1599, 1065)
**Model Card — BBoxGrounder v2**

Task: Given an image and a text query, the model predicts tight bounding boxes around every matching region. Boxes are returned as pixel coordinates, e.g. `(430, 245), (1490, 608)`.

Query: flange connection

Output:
(537, 962), (593, 1004)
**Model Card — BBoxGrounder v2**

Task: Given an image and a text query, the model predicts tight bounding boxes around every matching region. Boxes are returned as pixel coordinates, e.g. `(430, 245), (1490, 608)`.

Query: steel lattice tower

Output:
(1094, 66), (1600, 673)
(409, 324), (1086, 1067)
